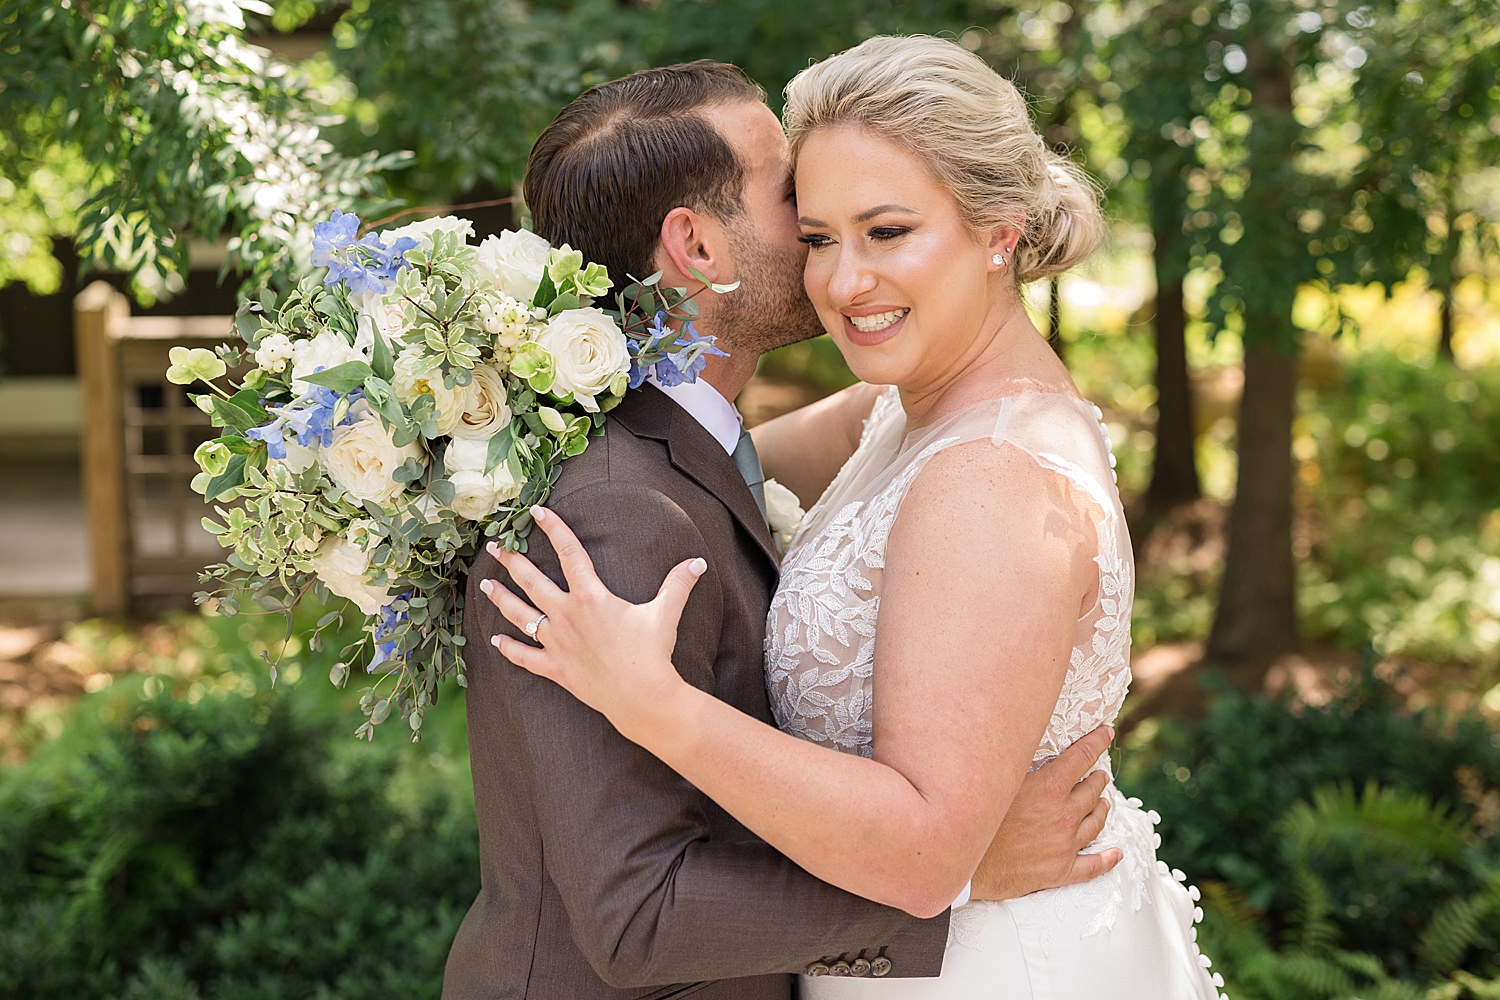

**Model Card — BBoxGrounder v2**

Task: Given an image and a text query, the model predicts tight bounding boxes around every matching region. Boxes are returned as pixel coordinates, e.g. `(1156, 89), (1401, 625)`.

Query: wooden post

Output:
(75, 281), (131, 615)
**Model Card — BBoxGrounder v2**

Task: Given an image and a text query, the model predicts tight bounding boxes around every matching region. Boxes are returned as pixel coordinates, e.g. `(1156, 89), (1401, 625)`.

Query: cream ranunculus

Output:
(391, 353), (478, 438)
(764, 477), (806, 556)
(444, 436), (522, 521)
(310, 535), (391, 615)
(322, 403), (425, 504)
(378, 215), (474, 252)
(476, 229), (551, 303)
(290, 330), (368, 389)
(534, 308), (629, 412)
(450, 364), (512, 440)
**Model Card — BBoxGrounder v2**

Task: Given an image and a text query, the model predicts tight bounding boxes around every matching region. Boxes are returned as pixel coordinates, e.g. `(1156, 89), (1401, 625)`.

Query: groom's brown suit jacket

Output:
(443, 385), (949, 1000)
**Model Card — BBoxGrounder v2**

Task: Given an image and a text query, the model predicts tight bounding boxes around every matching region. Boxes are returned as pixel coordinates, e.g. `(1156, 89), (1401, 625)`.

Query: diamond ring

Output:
(524, 614), (548, 638)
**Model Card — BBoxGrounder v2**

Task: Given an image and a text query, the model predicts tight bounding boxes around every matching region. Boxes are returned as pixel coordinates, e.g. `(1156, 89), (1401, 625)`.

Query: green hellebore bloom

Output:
(547, 245), (584, 283)
(510, 342), (555, 393)
(194, 439), (233, 477)
(166, 346), (227, 385)
(576, 262), (611, 297)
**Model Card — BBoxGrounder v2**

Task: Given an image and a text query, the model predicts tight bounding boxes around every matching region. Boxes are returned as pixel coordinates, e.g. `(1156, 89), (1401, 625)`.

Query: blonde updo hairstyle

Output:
(783, 35), (1104, 284)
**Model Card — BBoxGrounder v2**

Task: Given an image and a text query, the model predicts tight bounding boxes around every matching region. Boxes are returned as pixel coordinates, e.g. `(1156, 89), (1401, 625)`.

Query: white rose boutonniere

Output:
(322, 404), (426, 504)
(310, 535), (391, 615)
(477, 229), (552, 303)
(763, 478), (806, 556)
(534, 307), (630, 412)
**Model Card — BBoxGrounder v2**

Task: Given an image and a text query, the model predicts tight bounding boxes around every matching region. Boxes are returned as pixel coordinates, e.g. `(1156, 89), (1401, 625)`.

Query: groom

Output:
(445, 61), (1121, 1000)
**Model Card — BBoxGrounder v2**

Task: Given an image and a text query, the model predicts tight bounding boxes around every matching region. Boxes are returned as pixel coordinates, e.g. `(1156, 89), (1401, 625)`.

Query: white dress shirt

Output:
(644, 374), (973, 912)
(649, 374), (742, 455)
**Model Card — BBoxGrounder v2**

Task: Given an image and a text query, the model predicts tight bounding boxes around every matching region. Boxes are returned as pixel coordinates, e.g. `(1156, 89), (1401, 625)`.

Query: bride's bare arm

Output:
(489, 442), (1096, 919)
(749, 381), (886, 508)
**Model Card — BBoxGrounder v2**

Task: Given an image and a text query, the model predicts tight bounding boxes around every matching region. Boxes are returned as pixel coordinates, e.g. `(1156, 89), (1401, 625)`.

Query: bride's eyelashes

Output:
(796, 225), (912, 249)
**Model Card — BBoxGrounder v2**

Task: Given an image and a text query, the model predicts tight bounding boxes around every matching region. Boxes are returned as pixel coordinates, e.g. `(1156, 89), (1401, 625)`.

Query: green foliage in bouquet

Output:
(165, 212), (732, 741)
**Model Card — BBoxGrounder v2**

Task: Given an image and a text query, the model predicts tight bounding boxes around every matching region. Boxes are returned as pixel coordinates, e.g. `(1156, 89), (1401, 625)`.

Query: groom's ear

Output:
(656, 206), (731, 289)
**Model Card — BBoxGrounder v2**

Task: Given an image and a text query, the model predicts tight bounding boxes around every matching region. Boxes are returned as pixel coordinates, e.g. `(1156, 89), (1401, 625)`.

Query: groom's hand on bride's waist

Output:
(969, 725), (1124, 901)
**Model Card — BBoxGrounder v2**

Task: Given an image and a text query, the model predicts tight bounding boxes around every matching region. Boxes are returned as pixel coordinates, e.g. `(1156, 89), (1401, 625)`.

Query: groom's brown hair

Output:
(524, 61), (765, 294)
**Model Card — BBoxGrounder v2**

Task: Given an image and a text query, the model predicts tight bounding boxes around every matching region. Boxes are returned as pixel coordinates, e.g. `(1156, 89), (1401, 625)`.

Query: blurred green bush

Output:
(0, 613), (477, 1000)
(1120, 663), (1500, 992)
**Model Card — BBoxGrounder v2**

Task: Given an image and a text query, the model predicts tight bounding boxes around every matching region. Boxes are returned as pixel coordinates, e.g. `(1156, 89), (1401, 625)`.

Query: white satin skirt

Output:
(802, 790), (1224, 1000)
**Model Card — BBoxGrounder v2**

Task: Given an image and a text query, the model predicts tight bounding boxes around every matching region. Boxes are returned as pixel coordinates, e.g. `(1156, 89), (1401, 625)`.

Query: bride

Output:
(484, 35), (1223, 1000)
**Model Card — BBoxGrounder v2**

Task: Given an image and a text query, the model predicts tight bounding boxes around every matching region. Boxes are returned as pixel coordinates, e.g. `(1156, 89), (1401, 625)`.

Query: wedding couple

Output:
(444, 35), (1222, 1000)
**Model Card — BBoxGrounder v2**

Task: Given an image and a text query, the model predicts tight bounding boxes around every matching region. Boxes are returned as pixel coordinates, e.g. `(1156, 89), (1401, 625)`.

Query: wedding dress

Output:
(764, 388), (1224, 1000)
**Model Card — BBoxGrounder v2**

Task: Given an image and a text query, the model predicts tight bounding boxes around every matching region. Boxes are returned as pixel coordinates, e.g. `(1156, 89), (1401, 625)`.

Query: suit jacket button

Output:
(871, 957), (893, 977)
(830, 961), (853, 976)
(806, 963), (831, 977)
(851, 958), (872, 977)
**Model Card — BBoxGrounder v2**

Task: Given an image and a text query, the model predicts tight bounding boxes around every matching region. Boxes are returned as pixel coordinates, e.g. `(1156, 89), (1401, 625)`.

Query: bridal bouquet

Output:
(168, 210), (730, 740)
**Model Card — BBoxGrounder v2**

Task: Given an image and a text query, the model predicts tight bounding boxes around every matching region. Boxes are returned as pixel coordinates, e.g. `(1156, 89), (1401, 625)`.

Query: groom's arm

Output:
(467, 480), (950, 988)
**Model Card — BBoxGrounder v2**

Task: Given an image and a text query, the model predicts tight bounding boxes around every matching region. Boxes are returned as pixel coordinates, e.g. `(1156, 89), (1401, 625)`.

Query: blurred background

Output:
(2, 1), (1499, 997)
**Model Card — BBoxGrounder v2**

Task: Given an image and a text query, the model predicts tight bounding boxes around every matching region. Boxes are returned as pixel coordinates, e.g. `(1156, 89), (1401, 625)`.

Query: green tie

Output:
(732, 428), (768, 522)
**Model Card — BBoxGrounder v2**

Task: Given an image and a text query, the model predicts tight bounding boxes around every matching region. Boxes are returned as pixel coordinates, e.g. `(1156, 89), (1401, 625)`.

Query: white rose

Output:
(476, 229), (551, 303)
(764, 478), (806, 556)
(534, 308), (630, 412)
(391, 352), (477, 438)
(270, 439), (319, 475)
(451, 364), (512, 440)
(290, 330), (368, 388)
(378, 215), (474, 252)
(310, 535), (391, 615)
(322, 404), (425, 504)
(444, 436), (522, 521)
(348, 289), (407, 351)
(254, 332), (294, 373)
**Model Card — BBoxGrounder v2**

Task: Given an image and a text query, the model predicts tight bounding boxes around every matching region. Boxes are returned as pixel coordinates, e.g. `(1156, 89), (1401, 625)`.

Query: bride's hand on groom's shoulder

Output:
(969, 726), (1124, 901)
(481, 506), (705, 738)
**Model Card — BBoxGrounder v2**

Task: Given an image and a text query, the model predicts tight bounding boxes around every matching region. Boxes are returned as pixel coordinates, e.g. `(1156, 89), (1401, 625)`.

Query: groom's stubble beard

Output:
(712, 213), (825, 361)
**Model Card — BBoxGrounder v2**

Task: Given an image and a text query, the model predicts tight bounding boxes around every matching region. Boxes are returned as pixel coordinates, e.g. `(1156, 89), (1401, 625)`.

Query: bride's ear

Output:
(987, 222), (1024, 271)
(656, 206), (729, 287)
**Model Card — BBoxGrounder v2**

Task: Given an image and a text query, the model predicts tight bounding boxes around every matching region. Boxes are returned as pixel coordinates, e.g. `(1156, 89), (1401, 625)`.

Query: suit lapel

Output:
(612, 385), (779, 569)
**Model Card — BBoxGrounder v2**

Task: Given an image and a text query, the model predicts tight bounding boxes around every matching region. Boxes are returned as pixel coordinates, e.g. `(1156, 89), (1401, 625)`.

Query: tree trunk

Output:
(1206, 338), (1299, 664)
(1439, 279), (1456, 361)
(1047, 275), (1064, 359)
(1145, 236), (1199, 512)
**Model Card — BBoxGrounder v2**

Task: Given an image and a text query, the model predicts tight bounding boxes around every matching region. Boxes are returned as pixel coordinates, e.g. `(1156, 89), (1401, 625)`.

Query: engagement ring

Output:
(524, 614), (548, 638)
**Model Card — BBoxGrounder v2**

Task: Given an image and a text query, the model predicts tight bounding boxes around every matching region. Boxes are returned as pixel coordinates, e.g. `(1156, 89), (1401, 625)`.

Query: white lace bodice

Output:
(765, 387), (1135, 769)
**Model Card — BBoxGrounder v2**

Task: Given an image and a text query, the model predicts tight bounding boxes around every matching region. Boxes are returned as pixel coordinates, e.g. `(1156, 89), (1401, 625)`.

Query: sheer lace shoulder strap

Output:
(989, 393), (1118, 502)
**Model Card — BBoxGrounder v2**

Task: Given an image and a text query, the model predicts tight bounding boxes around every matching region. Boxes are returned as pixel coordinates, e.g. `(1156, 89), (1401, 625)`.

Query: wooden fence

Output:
(74, 281), (241, 615)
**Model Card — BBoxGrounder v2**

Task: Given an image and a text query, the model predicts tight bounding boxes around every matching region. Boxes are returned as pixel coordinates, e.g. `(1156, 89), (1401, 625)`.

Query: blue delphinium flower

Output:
(311, 210), (415, 294)
(654, 321), (728, 387)
(245, 372), (363, 459)
(368, 596), (410, 672)
(245, 419), (288, 460)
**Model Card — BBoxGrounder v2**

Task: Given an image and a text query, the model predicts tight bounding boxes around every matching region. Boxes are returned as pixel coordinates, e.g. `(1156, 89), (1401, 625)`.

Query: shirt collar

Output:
(647, 374), (741, 455)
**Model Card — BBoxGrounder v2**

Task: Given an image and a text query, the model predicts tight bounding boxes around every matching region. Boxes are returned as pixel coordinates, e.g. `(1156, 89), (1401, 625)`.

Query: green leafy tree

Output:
(1325, 0), (1500, 361)
(0, 0), (406, 299)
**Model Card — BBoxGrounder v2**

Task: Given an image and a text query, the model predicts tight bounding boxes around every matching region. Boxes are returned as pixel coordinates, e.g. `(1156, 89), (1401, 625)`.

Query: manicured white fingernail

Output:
(487, 541), (501, 558)
(689, 557), (707, 575)
(479, 578), (494, 595)
(491, 634), (502, 648)
(531, 505), (547, 522)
